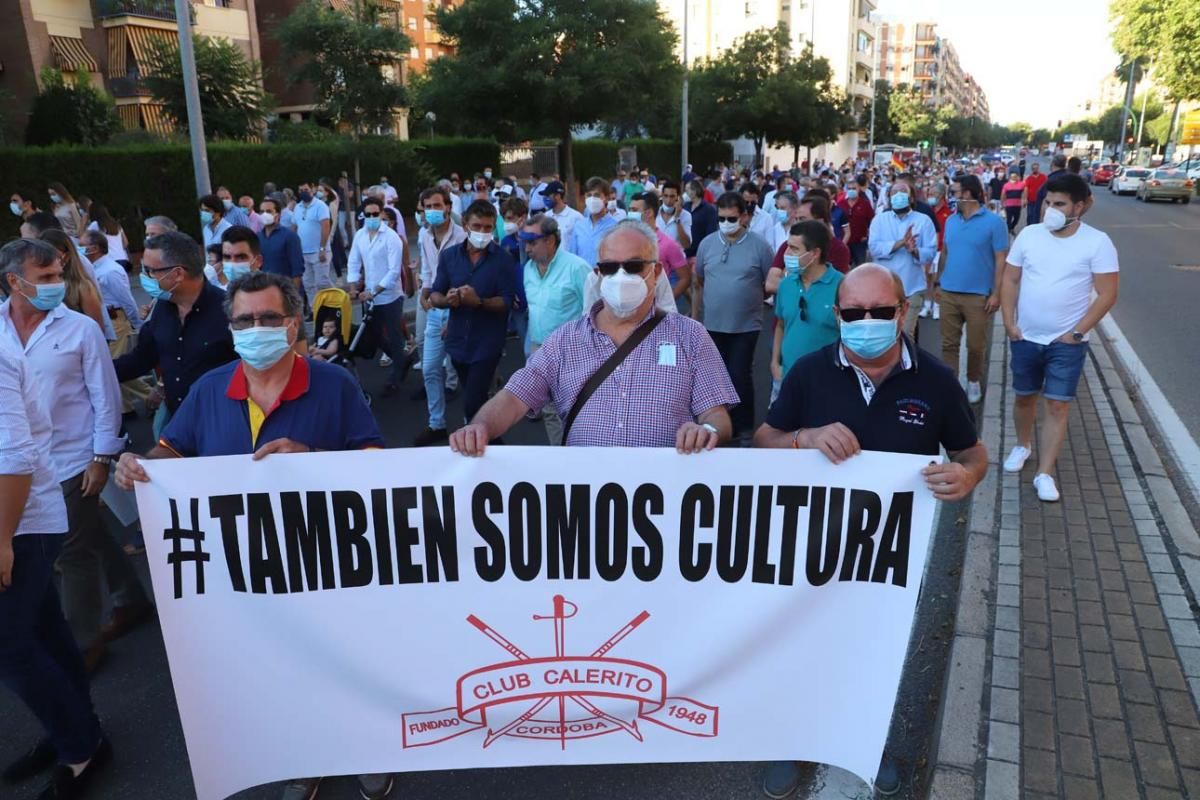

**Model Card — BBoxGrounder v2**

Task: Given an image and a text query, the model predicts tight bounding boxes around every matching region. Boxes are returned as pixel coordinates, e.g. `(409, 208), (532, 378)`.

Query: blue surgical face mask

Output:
(200, 209), (214, 225)
(364, 217), (382, 232)
(139, 270), (174, 301)
(224, 262), (252, 283)
(890, 193), (910, 211)
(233, 326), (293, 371)
(75, 245), (88, 259)
(9, 202), (21, 217)
(16, 277), (66, 311)
(774, 208), (789, 223)
(840, 318), (899, 359)
(49, 193), (62, 204)
(423, 209), (445, 227)
(783, 254), (802, 276)
(298, 191), (312, 204)
(846, 189), (859, 200)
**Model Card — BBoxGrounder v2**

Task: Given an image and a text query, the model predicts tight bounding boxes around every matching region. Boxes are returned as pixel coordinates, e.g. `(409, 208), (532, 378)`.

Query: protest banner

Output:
(133, 446), (938, 799)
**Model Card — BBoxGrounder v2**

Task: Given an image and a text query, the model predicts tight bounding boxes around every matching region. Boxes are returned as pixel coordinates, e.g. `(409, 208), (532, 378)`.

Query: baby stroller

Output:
(311, 287), (372, 408)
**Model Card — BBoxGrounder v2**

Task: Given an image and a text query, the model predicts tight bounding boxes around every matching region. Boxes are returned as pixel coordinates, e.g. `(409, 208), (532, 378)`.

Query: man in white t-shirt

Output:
(1000, 173), (1119, 502)
(290, 181), (332, 306)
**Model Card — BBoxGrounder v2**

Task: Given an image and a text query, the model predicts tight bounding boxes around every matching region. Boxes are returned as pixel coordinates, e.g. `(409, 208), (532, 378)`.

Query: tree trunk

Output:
(560, 124), (576, 208)
(353, 123), (362, 199)
(792, 143), (800, 167)
(753, 135), (763, 169)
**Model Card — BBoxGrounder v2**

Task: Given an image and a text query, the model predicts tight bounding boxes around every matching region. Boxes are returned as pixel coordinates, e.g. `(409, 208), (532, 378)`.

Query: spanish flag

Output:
(891, 154), (906, 172)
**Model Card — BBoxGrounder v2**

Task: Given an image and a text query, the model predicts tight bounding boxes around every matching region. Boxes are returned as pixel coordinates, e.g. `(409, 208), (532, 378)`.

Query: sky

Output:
(873, 0), (1121, 128)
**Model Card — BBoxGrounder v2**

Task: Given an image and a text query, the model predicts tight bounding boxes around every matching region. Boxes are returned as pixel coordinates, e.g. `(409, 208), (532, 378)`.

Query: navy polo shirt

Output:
(431, 240), (517, 363)
(113, 281), (237, 413)
(258, 225), (305, 279)
(159, 355), (384, 456)
(766, 337), (978, 456)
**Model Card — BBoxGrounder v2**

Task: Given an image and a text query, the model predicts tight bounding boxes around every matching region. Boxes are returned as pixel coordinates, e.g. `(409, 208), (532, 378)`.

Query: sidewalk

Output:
(930, 317), (1200, 799)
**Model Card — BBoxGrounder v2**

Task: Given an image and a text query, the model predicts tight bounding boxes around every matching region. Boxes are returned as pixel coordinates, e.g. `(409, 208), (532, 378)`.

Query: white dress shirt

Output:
(748, 206), (776, 243)
(92, 254), (142, 330)
(0, 303), (125, 481)
(347, 224), (405, 306)
(76, 253), (118, 341)
(0, 339), (68, 537)
(867, 208), (938, 297)
(547, 204), (584, 246)
(417, 222), (467, 288)
(657, 207), (693, 248)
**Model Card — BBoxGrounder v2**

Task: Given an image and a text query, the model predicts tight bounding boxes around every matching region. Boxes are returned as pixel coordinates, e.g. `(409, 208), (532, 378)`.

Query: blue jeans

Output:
(0, 534), (101, 763)
(1010, 339), (1089, 401)
(422, 308), (457, 430)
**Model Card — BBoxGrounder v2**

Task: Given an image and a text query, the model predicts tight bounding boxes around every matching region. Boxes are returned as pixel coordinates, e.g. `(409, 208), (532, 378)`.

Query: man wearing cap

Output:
(541, 180), (584, 246)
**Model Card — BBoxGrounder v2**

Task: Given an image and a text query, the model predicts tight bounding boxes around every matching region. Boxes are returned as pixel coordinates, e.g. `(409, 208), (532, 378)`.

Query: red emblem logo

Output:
(403, 595), (719, 749)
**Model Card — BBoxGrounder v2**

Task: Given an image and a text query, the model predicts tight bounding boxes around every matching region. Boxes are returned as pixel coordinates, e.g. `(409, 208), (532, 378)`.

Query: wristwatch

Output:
(1071, 330), (1084, 342)
(92, 455), (114, 466)
(701, 423), (719, 436)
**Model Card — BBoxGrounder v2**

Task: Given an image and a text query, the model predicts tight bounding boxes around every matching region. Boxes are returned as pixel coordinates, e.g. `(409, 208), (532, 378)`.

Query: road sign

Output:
(1182, 110), (1200, 146)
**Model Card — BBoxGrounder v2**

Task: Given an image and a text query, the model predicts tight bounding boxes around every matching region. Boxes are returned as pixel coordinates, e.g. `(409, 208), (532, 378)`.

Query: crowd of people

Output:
(1, 148), (1118, 799)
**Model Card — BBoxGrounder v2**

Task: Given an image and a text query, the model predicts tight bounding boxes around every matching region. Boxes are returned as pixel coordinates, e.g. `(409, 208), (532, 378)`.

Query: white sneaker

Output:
(1033, 473), (1060, 502)
(379, 354), (393, 367)
(918, 299), (932, 318)
(1003, 445), (1031, 473)
(931, 302), (941, 320)
(967, 381), (983, 403)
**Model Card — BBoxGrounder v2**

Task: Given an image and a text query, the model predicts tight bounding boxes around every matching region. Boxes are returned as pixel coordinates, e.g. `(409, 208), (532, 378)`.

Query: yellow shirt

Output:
(247, 398), (266, 447)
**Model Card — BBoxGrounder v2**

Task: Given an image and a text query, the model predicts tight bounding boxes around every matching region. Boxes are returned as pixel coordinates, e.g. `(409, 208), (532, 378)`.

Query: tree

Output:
(1110, 0), (1200, 101)
(887, 85), (936, 146)
(275, 0), (410, 137)
(25, 68), (121, 146)
(144, 35), (271, 140)
(1029, 128), (1053, 148)
(863, 80), (896, 144)
(415, 0), (679, 195)
(759, 44), (855, 167)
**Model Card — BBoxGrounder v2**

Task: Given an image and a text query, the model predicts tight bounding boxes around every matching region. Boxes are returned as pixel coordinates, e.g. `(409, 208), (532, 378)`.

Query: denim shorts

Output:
(1010, 339), (1089, 401)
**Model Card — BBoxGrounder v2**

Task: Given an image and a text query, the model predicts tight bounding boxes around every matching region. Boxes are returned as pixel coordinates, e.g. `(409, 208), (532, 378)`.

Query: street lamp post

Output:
(680, 0), (688, 178)
(175, 0), (211, 197)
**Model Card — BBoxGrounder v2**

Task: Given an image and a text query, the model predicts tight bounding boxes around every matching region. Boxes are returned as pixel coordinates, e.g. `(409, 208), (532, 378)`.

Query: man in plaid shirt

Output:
(449, 220), (738, 454)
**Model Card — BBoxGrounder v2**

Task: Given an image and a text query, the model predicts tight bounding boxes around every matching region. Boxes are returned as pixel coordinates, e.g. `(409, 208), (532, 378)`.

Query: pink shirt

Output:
(656, 229), (687, 277)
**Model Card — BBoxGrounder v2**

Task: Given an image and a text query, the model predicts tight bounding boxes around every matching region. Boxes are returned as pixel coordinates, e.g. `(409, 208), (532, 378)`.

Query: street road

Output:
(0, 293), (964, 800)
(1081, 186), (1200, 444)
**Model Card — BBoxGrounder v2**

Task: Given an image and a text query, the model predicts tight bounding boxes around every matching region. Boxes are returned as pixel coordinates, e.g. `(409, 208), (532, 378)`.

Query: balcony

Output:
(108, 75), (154, 97)
(95, 0), (179, 20)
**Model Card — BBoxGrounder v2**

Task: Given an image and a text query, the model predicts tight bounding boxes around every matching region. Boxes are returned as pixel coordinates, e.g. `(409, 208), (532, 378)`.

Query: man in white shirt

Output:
(770, 190), (803, 251)
(528, 173), (549, 213)
(1000, 173), (1119, 502)
(18, 212), (117, 342)
(657, 180), (693, 253)
(379, 175), (399, 208)
(348, 197), (410, 397)
(415, 186), (466, 443)
(0, 325), (111, 795)
(540, 180), (583, 245)
(290, 181), (332, 306)
(81, 231), (151, 414)
(198, 193), (232, 251)
(740, 182), (776, 243)
(0, 239), (148, 671)
(867, 182), (938, 337)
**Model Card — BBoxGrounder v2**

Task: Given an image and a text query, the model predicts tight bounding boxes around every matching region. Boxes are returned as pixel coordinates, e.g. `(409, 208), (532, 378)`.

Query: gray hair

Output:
(525, 213), (561, 246)
(597, 219), (659, 262)
(776, 190), (800, 209)
(145, 231), (204, 278)
(223, 270), (302, 320)
(0, 239), (60, 294)
(144, 215), (177, 232)
(82, 229), (109, 253)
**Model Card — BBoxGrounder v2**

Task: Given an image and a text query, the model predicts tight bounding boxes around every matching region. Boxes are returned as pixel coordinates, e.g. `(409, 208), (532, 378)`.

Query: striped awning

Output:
(107, 27), (127, 78)
(117, 103), (140, 130)
(140, 103), (174, 136)
(49, 36), (99, 73)
(126, 25), (177, 76)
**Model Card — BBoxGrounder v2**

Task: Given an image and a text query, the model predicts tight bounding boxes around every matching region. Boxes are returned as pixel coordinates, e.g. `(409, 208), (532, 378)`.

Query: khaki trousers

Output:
(939, 290), (991, 382)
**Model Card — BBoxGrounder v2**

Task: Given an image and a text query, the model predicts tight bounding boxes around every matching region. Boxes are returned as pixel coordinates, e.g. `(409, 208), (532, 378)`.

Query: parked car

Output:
(1136, 169), (1194, 203)
(1090, 164), (1116, 186)
(1110, 167), (1152, 195)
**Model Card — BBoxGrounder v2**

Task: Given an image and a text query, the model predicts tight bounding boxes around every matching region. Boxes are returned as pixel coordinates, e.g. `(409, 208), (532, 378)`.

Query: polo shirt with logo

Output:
(766, 337), (978, 457)
(773, 266), (843, 375)
(159, 355), (383, 456)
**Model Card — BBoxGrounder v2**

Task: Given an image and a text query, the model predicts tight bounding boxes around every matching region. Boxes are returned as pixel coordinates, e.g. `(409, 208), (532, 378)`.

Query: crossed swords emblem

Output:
(466, 594), (651, 748)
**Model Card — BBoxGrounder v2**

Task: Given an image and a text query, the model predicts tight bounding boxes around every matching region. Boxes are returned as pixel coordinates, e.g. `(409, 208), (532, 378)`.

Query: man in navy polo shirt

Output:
(428, 199), (518, 435)
(752, 263), (988, 799)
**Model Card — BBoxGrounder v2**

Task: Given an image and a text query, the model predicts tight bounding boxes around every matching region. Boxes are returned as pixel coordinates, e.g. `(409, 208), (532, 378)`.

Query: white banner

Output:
(134, 447), (938, 799)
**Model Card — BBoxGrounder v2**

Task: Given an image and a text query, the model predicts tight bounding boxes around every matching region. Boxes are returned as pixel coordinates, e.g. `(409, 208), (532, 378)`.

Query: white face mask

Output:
(718, 220), (740, 236)
(259, 212), (276, 227)
(584, 196), (605, 216)
(606, 199), (617, 212)
(467, 230), (493, 249)
(1041, 206), (1076, 232)
(600, 269), (649, 319)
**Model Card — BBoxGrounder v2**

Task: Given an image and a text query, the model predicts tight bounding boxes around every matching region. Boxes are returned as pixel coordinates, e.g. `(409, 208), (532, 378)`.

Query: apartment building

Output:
(2, 0), (260, 141)
(878, 19), (989, 122)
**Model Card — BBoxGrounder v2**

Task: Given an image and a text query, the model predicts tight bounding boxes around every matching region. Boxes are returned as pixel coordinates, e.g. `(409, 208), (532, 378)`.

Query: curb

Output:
(927, 314), (1008, 799)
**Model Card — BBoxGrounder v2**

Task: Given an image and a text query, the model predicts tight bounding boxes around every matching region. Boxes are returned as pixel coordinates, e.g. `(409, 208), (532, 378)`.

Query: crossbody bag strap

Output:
(560, 311), (666, 445)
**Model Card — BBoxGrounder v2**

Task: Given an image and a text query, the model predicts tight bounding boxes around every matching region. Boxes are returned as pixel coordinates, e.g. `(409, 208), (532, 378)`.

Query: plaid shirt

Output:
(506, 304), (739, 447)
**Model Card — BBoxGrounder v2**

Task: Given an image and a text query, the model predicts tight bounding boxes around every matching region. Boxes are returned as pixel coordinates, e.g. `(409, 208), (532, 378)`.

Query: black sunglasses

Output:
(596, 259), (653, 276)
(717, 215), (740, 223)
(362, 211), (381, 218)
(837, 305), (901, 322)
(798, 295), (808, 323)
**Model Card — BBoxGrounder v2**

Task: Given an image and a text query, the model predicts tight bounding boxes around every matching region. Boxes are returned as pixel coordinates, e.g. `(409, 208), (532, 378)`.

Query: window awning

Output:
(126, 25), (177, 76)
(49, 36), (99, 73)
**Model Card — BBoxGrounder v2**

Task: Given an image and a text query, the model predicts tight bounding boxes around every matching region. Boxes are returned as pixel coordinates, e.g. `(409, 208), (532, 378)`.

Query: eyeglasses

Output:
(229, 312), (289, 331)
(596, 259), (653, 276)
(141, 264), (178, 277)
(362, 211), (381, 218)
(798, 295), (808, 323)
(837, 305), (901, 322)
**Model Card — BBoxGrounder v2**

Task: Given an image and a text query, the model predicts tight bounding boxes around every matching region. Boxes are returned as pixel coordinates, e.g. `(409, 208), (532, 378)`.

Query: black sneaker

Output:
(3, 740), (55, 783)
(37, 735), (111, 799)
(413, 427), (448, 447)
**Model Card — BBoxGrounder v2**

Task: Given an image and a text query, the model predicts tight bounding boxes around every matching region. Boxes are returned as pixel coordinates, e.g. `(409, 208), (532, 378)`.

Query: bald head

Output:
(837, 263), (906, 309)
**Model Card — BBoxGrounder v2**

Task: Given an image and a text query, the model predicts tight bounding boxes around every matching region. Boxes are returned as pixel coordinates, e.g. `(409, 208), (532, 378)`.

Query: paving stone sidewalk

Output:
(930, 317), (1200, 800)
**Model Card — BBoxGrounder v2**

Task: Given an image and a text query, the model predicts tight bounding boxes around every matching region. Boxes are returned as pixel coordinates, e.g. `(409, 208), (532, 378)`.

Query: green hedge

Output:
(570, 138), (734, 185)
(571, 140), (623, 186)
(0, 137), (496, 244)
